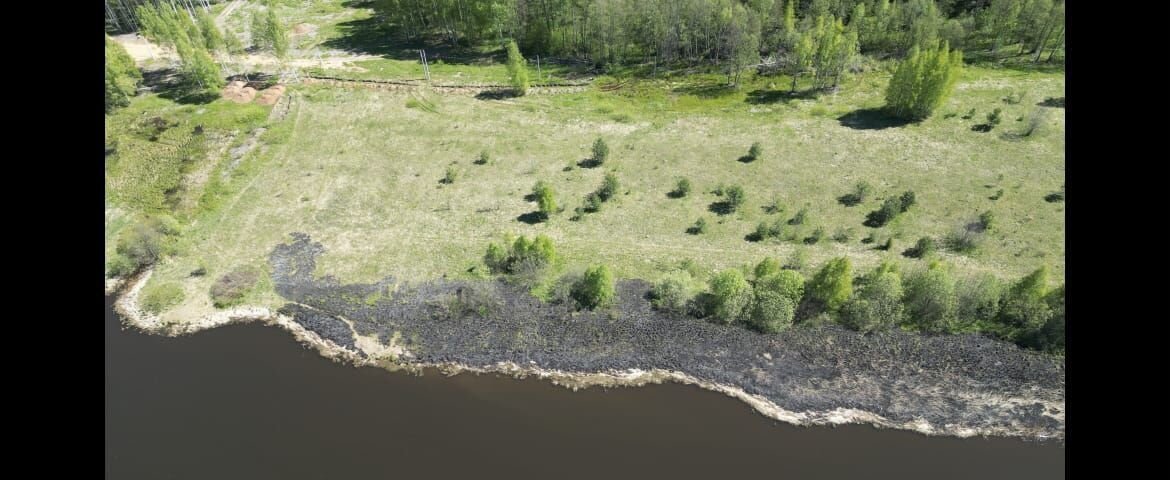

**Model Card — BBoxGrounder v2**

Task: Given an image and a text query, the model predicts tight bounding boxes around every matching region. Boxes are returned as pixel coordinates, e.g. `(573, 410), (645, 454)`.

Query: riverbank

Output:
(110, 232), (1064, 441)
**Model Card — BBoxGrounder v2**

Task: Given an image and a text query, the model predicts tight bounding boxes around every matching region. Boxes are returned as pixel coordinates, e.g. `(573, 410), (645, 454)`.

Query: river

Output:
(105, 296), (1064, 479)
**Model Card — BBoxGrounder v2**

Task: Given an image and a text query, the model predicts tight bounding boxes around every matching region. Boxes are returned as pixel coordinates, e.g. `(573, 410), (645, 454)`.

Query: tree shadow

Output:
(971, 124), (994, 132)
(837, 194), (862, 207)
(837, 108), (915, 130)
(673, 83), (739, 99)
(516, 212), (547, 224)
(666, 190), (687, 199)
(475, 89), (523, 101)
(737, 155), (757, 163)
(141, 68), (219, 105)
(1038, 96), (1065, 108)
(708, 201), (735, 215)
(685, 225), (704, 235)
(577, 158), (603, 168)
(744, 89), (819, 104)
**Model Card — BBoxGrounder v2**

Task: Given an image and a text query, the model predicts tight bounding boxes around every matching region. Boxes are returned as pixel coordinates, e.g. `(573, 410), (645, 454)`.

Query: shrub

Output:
(837, 181), (872, 206)
(789, 207), (808, 225)
(709, 269), (753, 324)
(864, 191), (915, 227)
(597, 173), (620, 201)
(841, 271), (904, 333)
(957, 273), (1005, 326)
(650, 270), (703, 314)
(442, 166), (458, 184)
(484, 234), (557, 274)
(749, 290), (796, 333)
(572, 264), (616, 310)
(986, 108), (1003, 127)
(505, 39), (529, 95)
(947, 222), (986, 253)
(115, 215), (180, 270)
(753, 257), (783, 279)
(978, 210), (995, 231)
(763, 195), (785, 214)
(141, 281), (185, 314)
(748, 142), (762, 160)
(210, 267), (259, 308)
(903, 236), (937, 259)
(898, 191), (916, 212)
(475, 151), (490, 165)
(832, 227), (854, 243)
(672, 178), (691, 198)
(904, 262), (959, 333)
(531, 180), (551, 200)
(784, 249), (808, 271)
(755, 269), (805, 305)
(584, 192), (603, 212)
(537, 187), (557, 219)
(724, 185), (745, 211)
(106, 254), (138, 278)
(591, 137), (609, 165)
(999, 266), (1052, 330)
(808, 257), (852, 311)
(688, 217), (708, 235)
(884, 43), (963, 120)
(803, 227), (825, 245)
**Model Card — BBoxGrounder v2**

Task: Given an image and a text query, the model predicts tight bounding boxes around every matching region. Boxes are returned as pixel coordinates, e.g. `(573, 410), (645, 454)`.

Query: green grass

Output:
(140, 281), (186, 314)
(119, 61), (1063, 324)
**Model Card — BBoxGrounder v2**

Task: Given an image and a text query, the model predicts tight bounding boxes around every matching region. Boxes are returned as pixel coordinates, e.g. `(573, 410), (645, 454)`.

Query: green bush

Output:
(808, 257), (852, 311)
(978, 210), (995, 231)
(442, 166), (458, 184)
(483, 234), (557, 274)
(141, 281), (185, 314)
(904, 262), (959, 333)
(999, 266), (1052, 330)
(957, 273), (1005, 326)
(832, 227), (854, 243)
(755, 269), (805, 305)
(903, 236), (937, 259)
(591, 137), (609, 165)
(537, 186), (557, 219)
(475, 151), (490, 165)
(803, 227), (825, 245)
(672, 178), (691, 197)
(572, 264), (616, 310)
(986, 108), (1003, 127)
(789, 207), (808, 225)
(748, 142), (762, 160)
(709, 269), (753, 324)
(753, 257), (783, 279)
(650, 270), (703, 314)
(106, 254), (138, 278)
(115, 215), (180, 271)
(841, 271), (904, 333)
(210, 267), (259, 308)
(597, 173), (620, 201)
(749, 290), (795, 333)
(688, 217), (708, 235)
(724, 185), (746, 212)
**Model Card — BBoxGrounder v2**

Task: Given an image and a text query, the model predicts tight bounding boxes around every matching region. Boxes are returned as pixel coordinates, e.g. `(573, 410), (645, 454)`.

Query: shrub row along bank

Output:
(268, 232), (1064, 439)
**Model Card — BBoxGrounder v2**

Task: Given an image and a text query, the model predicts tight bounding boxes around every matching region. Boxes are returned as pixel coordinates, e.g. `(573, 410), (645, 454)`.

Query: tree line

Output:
(372, 0), (1064, 70)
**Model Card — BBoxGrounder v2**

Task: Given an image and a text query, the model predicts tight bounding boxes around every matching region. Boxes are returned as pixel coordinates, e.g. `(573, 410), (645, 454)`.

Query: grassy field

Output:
(106, 0), (1063, 324)
(108, 63), (1064, 324)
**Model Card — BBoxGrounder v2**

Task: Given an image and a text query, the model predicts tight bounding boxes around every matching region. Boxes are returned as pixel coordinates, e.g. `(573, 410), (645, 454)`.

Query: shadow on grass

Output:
(142, 68), (220, 105)
(475, 89), (522, 100)
(577, 158), (603, 169)
(971, 124), (994, 132)
(666, 190), (687, 199)
(744, 89), (819, 104)
(837, 108), (915, 130)
(837, 194), (862, 207)
(708, 201), (735, 215)
(673, 83), (739, 99)
(685, 226), (704, 235)
(737, 155), (757, 164)
(1038, 97), (1065, 108)
(516, 212), (547, 224)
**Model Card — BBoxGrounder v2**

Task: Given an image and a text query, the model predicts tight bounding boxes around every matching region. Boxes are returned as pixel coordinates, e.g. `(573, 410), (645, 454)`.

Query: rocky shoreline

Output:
(110, 232), (1065, 441)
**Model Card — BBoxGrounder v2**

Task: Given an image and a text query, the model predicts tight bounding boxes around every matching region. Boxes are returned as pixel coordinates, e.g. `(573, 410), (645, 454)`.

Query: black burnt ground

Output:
(269, 233), (1064, 438)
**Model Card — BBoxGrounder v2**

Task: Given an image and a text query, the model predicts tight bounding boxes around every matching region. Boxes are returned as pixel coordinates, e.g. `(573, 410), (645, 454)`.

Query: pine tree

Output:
(251, 11), (271, 51)
(505, 39), (529, 95)
(106, 36), (142, 112)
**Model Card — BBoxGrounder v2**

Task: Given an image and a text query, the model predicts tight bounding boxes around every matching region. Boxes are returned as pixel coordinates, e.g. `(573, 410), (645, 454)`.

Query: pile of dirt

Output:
(222, 80), (257, 103)
(255, 85), (286, 106)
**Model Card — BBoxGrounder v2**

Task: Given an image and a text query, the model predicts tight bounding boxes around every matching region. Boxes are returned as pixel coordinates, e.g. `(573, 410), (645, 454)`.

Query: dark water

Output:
(106, 296), (1064, 479)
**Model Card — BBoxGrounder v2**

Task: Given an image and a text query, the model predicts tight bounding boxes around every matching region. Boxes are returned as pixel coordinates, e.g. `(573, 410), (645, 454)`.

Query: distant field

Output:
(109, 60), (1064, 323)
